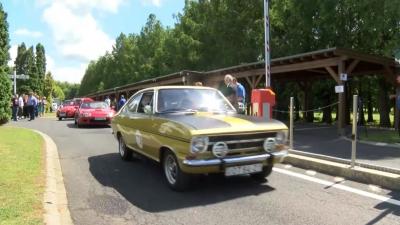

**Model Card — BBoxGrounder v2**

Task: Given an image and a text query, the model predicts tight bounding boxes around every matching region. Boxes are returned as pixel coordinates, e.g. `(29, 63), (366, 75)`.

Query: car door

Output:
(130, 91), (158, 160)
(118, 92), (142, 148)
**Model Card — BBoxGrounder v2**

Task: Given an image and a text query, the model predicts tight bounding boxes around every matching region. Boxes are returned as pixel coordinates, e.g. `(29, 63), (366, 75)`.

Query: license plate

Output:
(225, 163), (263, 176)
(94, 117), (106, 121)
(59, 112), (66, 116)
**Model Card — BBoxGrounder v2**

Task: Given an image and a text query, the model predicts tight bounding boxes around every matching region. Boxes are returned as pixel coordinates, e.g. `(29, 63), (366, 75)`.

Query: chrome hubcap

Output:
(119, 138), (125, 157)
(164, 155), (177, 185)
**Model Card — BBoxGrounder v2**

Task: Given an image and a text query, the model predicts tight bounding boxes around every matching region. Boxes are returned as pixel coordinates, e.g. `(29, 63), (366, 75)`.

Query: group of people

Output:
(220, 74), (246, 113)
(104, 95), (126, 111)
(11, 92), (47, 121)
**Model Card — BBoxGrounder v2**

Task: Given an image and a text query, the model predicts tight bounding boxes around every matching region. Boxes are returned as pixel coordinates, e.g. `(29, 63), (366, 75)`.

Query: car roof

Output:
(140, 85), (217, 92)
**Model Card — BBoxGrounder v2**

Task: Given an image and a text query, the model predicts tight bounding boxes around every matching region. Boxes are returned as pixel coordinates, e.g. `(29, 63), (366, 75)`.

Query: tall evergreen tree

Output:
(0, 3), (10, 124)
(36, 43), (46, 93)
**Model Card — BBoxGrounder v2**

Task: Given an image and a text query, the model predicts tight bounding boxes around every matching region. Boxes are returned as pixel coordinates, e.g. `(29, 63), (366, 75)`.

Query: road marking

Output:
(306, 170), (317, 176)
(334, 177), (345, 183)
(273, 167), (400, 206)
(284, 164), (292, 169)
(368, 185), (382, 193)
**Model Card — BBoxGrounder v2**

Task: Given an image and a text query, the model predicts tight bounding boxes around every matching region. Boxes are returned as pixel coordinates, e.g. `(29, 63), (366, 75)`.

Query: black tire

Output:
(162, 150), (192, 191)
(118, 135), (132, 161)
(58, 117), (62, 121)
(251, 165), (273, 182)
(74, 118), (77, 125)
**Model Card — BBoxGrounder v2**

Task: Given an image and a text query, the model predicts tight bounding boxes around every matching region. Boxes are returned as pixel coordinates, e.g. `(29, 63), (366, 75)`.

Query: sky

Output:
(3, 0), (185, 83)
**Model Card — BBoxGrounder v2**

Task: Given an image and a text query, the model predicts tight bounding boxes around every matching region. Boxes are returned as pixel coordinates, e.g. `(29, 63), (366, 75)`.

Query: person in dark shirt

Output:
(11, 94), (19, 121)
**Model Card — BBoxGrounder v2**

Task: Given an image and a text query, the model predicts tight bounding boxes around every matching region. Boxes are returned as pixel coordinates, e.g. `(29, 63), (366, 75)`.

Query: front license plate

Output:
(94, 117), (106, 121)
(59, 112), (66, 116)
(225, 163), (263, 176)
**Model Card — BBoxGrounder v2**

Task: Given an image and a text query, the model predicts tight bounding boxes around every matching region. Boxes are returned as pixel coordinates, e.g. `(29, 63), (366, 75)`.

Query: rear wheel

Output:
(118, 135), (132, 161)
(251, 165), (273, 182)
(58, 117), (62, 121)
(162, 150), (191, 191)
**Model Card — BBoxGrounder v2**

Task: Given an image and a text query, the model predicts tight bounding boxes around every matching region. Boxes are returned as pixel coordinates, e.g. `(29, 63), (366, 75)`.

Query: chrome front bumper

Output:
(182, 150), (288, 167)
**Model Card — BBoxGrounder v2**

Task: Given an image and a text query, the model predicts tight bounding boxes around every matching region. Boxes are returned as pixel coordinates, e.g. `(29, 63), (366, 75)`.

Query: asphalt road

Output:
(11, 117), (400, 225)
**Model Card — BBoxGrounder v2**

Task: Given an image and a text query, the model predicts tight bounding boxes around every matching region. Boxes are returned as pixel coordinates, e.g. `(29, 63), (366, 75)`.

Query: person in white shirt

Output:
(18, 94), (24, 119)
(105, 96), (111, 107)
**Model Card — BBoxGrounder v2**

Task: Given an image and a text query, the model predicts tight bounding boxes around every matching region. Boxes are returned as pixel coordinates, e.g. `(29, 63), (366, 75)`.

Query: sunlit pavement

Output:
(10, 118), (400, 225)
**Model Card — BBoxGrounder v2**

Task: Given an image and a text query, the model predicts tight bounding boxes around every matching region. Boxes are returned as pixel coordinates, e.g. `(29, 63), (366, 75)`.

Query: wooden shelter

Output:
(86, 47), (399, 135)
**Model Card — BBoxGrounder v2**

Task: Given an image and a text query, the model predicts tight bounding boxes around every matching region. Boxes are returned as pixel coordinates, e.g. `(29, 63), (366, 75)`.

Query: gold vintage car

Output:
(111, 86), (288, 191)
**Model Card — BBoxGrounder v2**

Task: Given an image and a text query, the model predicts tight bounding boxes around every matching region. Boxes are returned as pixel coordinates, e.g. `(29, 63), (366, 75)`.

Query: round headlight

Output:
(190, 136), (209, 153)
(276, 131), (288, 145)
(263, 137), (276, 152)
(212, 142), (228, 158)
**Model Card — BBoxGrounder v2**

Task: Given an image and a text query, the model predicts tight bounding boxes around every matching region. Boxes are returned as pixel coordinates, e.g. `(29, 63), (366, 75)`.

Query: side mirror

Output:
(144, 105), (152, 115)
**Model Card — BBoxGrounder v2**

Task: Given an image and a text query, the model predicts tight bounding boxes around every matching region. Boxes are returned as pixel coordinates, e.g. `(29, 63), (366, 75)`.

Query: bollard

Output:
(351, 95), (358, 168)
(289, 97), (294, 150)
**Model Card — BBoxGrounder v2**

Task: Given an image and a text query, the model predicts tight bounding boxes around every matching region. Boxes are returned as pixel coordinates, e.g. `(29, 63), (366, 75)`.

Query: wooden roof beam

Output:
(346, 59), (360, 74)
(325, 66), (340, 83)
(272, 56), (346, 74)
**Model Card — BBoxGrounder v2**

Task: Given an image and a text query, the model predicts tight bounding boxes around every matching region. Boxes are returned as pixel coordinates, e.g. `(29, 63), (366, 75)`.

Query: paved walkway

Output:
(293, 123), (400, 170)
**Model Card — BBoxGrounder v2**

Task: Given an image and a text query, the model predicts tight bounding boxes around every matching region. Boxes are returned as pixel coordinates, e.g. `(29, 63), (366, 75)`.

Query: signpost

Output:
(8, 70), (29, 95)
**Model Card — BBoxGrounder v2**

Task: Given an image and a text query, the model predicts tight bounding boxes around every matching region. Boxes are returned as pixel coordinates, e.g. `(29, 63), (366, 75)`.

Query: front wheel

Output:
(58, 117), (62, 121)
(163, 150), (191, 191)
(251, 165), (273, 182)
(118, 135), (132, 161)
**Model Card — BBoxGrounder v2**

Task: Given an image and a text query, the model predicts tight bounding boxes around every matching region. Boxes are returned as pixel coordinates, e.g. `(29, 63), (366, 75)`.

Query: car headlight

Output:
(275, 131), (288, 145)
(108, 112), (114, 117)
(263, 131), (288, 152)
(190, 136), (209, 154)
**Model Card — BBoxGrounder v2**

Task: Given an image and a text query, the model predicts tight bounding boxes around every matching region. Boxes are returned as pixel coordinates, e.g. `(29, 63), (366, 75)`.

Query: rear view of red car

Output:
(74, 101), (116, 127)
(57, 98), (93, 120)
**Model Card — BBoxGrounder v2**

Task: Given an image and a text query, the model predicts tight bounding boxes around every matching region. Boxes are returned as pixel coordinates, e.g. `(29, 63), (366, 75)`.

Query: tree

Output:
(0, 3), (10, 124)
(0, 68), (11, 124)
(36, 43), (46, 93)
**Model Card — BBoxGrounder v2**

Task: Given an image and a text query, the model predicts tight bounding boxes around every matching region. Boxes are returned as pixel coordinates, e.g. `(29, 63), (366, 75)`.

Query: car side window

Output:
(125, 93), (142, 113)
(137, 92), (154, 113)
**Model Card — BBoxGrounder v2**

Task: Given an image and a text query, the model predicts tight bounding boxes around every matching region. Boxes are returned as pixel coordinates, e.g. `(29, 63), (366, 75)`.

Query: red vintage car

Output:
(74, 101), (116, 127)
(57, 98), (93, 120)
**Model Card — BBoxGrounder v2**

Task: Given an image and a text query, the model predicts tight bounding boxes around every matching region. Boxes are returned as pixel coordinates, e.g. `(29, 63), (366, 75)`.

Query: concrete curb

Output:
(284, 153), (400, 191)
(33, 130), (74, 225)
(342, 136), (400, 149)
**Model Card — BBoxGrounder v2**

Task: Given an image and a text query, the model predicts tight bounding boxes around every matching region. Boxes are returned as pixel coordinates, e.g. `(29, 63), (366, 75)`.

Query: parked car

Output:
(74, 101), (116, 127)
(57, 97), (93, 120)
(111, 86), (288, 191)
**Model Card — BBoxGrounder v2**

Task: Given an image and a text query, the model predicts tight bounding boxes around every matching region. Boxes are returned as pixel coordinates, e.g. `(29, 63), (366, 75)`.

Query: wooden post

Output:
(338, 61), (346, 135)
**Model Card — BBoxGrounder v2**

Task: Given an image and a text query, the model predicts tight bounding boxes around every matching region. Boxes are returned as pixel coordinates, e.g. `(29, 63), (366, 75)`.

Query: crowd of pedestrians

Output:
(10, 92), (48, 122)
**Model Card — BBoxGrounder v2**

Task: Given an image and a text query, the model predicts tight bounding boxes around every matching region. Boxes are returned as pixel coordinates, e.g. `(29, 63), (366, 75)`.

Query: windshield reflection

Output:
(157, 89), (235, 113)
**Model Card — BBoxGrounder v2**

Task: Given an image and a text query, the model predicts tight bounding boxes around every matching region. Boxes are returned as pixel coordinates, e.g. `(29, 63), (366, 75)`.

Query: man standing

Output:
(27, 92), (38, 121)
(105, 96), (111, 107)
(11, 94), (19, 121)
(118, 95), (126, 111)
(220, 74), (238, 109)
(18, 94), (24, 119)
(232, 77), (246, 113)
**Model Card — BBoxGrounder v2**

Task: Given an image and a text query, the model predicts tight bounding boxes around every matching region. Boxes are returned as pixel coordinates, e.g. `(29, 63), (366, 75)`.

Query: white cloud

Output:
(37, 0), (125, 13)
(8, 44), (18, 67)
(141, 0), (163, 7)
(51, 64), (87, 83)
(15, 28), (43, 38)
(43, 2), (114, 62)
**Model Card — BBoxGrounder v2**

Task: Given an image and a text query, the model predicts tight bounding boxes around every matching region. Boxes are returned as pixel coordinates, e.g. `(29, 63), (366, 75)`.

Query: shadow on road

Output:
(67, 123), (110, 129)
(366, 191), (400, 225)
(88, 153), (275, 212)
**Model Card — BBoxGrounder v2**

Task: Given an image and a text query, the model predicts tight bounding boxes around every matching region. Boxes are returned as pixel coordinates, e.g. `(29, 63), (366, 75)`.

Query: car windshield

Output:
(157, 88), (235, 113)
(81, 102), (108, 109)
(63, 100), (74, 106)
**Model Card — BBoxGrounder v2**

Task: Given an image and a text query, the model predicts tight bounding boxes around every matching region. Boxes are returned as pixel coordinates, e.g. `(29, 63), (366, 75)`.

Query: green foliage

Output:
(35, 43), (46, 93)
(0, 68), (12, 124)
(0, 3), (9, 67)
(53, 85), (65, 100)
(56, 81), (80, 99)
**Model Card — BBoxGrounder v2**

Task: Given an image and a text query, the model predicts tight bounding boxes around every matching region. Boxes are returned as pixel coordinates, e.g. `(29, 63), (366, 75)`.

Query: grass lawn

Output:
(0, 126), (45, 225)
(359, 130), (400, 144)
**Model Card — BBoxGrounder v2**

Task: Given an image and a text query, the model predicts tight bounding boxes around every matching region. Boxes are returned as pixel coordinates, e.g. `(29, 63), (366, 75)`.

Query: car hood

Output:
(157, 113), (288, 136)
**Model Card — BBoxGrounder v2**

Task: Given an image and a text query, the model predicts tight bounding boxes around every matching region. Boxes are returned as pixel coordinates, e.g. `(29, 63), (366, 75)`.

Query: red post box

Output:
(251, 88), (276, 119)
